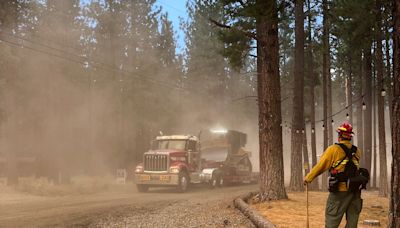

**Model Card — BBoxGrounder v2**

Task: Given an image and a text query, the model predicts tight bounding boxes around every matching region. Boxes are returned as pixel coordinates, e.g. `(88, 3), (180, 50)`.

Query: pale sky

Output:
(79, 0), (189, 54)
(156, 0), (189, 54)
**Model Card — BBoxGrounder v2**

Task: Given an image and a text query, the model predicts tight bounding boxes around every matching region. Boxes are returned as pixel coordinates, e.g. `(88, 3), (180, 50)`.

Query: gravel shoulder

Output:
(91, 197), (255, 228)
(0, 184), (258, 228)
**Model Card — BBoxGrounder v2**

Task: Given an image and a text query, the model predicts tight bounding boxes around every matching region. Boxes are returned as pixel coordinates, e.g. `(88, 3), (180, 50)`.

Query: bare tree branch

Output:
(209, 18), (257, 41)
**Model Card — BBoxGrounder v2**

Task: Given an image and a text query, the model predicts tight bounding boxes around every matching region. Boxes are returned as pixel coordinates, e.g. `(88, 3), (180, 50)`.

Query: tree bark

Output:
(302, 121), (310, 174)
(356, 53), (364, 156)
(307, 0), (318, 190)
(289, 0), (305, 192)
(390, 0), (400, 226)
(326, 0), (333, 147)
(321, 0), (329, 191)
(363, 47), (373, 188)
(256, 0), (287, 201)
(327, 67), (333, 147)
(373, 69), (378, 189)
(386, 24), (394, 128)
(346, 57), (353, 124)
(376, 0), (388, 197)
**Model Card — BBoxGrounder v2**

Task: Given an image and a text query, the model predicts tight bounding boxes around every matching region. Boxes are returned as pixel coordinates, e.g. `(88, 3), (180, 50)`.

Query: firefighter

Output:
(304, 122), (364, 228)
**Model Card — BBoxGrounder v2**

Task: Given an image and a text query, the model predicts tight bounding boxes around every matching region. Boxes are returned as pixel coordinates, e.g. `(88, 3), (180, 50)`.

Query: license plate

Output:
(139, 175), (150, 181)
(159, 175), (170, 181)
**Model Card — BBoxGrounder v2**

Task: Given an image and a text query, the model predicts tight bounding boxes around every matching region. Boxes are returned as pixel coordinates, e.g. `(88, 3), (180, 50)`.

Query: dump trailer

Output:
(201, 130), (258, 187)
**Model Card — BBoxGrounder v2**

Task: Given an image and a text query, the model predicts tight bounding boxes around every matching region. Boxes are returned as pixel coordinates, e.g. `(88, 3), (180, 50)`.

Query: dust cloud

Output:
(0, 1), (259, 187)
(0, 1), (391, 190)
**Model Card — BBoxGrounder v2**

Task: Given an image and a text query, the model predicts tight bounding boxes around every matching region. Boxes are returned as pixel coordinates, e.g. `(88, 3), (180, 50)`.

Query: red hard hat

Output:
(337, 122), (354, 138)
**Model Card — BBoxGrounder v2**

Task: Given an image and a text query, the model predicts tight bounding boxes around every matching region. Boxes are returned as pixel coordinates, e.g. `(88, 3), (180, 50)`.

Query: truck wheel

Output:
(209, 175), (218, 189)
(177, 173), (189, 193)
(218, 177), (224, 187)
(137, 184), (149, 193)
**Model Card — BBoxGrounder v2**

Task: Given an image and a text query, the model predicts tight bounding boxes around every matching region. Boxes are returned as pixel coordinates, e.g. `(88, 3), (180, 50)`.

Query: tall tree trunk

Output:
(307, 0), (318, 190)
(289, 0), (305, 192)
(373, 70), (377, 189)
(356, 54), (364, 155)
(389, 0), (400, 225)
(327, 66), (333, 147)
(376, 0), (388, 197)
(364, 46), (373, 188)
(256, 0), (287, 201)
(389, 1), (400, 228)
(346, 57), (353, 124)
(327, 0), (333, 146)
(321, 0), (329, 191)
(302, 122), (310, 175)
(385, 10), (393, 130)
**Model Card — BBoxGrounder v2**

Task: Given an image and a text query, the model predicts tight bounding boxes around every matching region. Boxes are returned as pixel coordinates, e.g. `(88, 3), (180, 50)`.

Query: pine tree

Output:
(363, 44), (373, 188)
(289, 0), (305, 192)
(390, 0), (400, 225)
(331, 0), (375, 185)
(214, 0), (287, 200)
(306, 0), (318, 190)
(184, 0), (227, 124)
(321, 0), (329, 191)
(376, 0), (389, 197)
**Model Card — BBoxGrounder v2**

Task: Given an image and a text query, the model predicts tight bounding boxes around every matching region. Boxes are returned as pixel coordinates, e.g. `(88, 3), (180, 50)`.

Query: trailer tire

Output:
(177, 172), (189, 193)
(137, 184), (149, 192)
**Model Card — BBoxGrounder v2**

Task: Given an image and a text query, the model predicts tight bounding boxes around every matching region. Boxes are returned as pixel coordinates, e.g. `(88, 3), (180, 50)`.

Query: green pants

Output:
(325, 191), (363, 228)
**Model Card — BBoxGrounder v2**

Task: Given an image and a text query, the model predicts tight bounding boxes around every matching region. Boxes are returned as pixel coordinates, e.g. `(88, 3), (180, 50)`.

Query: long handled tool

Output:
(306, 183), (309, 228)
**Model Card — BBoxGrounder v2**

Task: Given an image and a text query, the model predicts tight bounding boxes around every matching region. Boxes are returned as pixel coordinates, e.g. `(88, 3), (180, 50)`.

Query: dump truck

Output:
(134, 130), (257, 192)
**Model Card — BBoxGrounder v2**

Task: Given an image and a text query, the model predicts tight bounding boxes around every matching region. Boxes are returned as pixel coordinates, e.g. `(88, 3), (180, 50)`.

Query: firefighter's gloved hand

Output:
(303, 177), (309, 186)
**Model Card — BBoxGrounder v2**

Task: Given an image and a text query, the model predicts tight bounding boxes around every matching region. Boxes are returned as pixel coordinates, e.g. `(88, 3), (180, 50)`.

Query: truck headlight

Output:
(169, 166), (180, 173)
(135, 165), (144, 173)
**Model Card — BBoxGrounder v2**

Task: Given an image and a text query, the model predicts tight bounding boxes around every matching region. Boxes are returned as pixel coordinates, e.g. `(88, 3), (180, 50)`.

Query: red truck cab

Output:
(134, 135), (201, 192)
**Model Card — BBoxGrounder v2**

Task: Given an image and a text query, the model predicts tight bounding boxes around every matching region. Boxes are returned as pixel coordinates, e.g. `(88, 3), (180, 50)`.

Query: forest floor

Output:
(251, 190), (388, 228)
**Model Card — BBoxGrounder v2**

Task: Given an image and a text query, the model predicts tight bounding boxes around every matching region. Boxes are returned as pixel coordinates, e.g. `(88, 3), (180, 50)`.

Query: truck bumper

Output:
(135, 173), (179, 186)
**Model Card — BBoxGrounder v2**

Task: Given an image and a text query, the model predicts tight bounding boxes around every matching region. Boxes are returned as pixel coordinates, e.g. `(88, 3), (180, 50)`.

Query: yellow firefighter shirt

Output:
(304, 140), (361, 192)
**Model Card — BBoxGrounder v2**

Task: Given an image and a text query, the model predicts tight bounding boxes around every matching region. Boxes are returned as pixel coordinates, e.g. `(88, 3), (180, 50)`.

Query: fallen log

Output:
(233, 192), (275, 228)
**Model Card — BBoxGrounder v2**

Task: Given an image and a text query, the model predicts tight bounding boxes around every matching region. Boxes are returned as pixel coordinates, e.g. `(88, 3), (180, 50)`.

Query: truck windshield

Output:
(157, 140), (187, 150)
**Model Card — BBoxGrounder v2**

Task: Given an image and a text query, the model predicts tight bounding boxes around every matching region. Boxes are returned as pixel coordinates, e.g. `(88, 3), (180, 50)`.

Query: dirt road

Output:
(0, 184), (258, 227)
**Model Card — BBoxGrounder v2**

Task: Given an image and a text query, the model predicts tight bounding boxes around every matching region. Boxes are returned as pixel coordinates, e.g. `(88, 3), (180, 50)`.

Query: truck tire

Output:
(218, 176), (224, 187)
(209, 174), (223, 188)
(209, 175), (218, 189)
(137, 184), (149, 193)
(177, 173), (189, 193)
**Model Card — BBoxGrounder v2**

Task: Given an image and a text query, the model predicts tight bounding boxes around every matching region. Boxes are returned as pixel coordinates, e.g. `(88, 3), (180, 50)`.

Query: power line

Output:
(1, 29), (213, 92)
(7, 1), (247, 95)
(0, 34), (248, 108)
(1, 30), (205, 89)
(284, 78), (389, 131)
(158, 0), (188, 16)
(0, 35), (184, 91)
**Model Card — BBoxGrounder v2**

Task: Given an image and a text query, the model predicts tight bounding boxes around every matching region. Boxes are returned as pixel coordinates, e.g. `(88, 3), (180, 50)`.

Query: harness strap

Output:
(331, 143), (358, 170)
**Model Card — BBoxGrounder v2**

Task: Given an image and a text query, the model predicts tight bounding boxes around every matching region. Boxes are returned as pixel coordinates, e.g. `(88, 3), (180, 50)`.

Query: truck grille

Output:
(144, 155), (168, 171)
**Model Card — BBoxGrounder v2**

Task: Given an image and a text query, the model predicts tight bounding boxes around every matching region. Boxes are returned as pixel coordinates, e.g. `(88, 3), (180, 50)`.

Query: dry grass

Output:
(251, 191), (388, 228)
